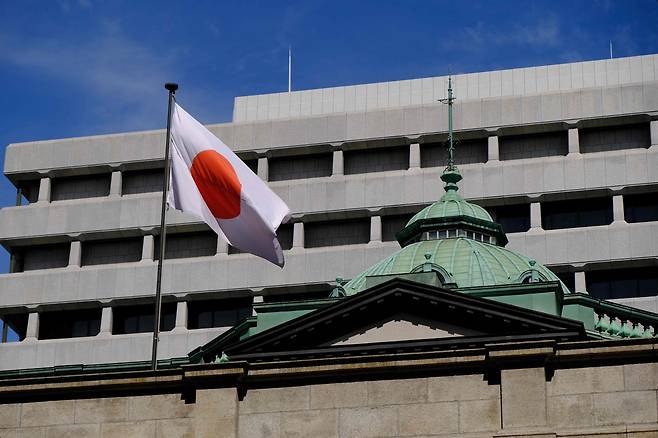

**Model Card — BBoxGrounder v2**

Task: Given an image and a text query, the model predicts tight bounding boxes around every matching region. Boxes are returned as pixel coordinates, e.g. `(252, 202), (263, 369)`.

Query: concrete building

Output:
(2, 54), (658, 438)
(1, 53), (658, 372)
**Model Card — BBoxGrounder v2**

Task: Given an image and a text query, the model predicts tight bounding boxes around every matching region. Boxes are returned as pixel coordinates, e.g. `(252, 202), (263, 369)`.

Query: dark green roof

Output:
(406, 189), (493, 226)
(341, 238), (569, 295)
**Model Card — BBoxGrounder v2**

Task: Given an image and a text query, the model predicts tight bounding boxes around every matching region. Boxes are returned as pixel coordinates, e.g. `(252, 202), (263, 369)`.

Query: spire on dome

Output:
(439, 75), (461, 192)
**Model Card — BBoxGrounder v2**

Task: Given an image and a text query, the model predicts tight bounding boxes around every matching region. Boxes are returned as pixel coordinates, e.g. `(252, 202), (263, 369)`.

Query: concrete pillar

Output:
(332, 150), (344, 176)
(612, 195), (625, 223)
(487, 136), (499, 161)
(37, 177), (51, 203)
(142, 235), (155, 261)
(575, 271), (587, 293)
(68, 241), (81, 267)
(99, 307), (113, 337)
(530, 202), (542, 230)
(24, 312), (39, 342)
(370, 216), (382, 243)
(257, 157), (269, 181)
(409, 143), (421, 169)
(172, 301), (188, 333)
(216, 238), (229, 255)
(293, 222), (305, 248)
(109, 171), (122, 196)
(252, 295), (263, 317)
(650, 120), (658, 148)
(568, 128), (580, 154)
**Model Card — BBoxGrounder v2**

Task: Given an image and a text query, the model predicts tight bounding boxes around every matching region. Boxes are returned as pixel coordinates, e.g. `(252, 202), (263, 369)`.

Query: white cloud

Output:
(0, 23), (182, 132)
(444, 14), (561, 52)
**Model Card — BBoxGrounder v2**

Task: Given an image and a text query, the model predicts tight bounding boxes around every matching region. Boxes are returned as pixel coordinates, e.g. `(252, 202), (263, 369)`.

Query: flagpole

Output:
(151, 82), (178, 371)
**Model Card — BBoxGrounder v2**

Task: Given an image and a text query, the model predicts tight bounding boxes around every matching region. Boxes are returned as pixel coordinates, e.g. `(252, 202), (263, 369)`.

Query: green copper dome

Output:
(406, 176), (493, 227)
(395, 169), (508, 247)
(341, 238), (570, 295)
(407, 193), (493, 225)
(338, 77), (569, 299)
(340, 169), (568, 296)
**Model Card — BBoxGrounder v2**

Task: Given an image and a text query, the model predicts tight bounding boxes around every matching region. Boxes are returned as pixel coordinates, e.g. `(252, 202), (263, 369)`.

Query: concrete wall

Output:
(0, 328), (224, 371)
(4, 146), (658, 243)
(233, 54), (658, 122)
(2, 363), (658, 437)
(2, 54), (658, 372)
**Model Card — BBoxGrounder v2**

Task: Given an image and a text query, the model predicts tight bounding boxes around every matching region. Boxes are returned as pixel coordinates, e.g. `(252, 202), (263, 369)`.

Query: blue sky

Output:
(0, 0), (657, 273)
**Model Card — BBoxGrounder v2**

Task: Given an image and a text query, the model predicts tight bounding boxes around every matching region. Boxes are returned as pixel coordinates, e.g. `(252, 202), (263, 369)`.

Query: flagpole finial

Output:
(165, 83), (179, 93)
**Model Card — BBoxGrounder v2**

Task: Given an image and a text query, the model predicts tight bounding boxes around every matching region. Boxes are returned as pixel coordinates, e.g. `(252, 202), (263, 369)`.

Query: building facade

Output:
(1, 54), (658, 371)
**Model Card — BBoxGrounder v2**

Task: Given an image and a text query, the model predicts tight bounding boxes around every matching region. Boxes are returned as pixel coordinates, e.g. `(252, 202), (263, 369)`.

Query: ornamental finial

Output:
(439, 75), (456, 171)
(439, 75), (461, 192)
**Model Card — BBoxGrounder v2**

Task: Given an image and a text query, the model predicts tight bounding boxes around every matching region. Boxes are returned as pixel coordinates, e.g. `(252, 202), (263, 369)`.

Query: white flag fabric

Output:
(168, 103), (291, 267)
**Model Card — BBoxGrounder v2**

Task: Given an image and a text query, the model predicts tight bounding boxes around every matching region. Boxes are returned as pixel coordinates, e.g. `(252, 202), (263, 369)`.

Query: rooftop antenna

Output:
(439, 75), (457, 171)
(610, 40), (613, 59)
(288, 46), (292, 93)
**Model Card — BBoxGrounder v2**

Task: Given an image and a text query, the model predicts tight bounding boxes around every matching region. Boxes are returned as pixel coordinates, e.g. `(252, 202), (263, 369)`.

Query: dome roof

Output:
(339, 168), (568, 297)
(341, 238), (570, 296)
(395, 169), (507, 247)
(338, 77), (570, 300)
(406, 190), (493, 227)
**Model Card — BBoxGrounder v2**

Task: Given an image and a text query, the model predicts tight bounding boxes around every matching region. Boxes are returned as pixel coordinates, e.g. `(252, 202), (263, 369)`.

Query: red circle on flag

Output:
(190, 150), (242, 219)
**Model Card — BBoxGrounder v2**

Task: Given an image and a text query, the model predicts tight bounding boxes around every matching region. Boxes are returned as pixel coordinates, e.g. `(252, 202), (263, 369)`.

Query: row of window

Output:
(15, 122), (653, 204)
(555, 265), (658, 299)
(0, 286), (334, 343)
(1, 263), (656, 342)
(0, 298), (253, 342)
(489, 192), (658, 233)
(8, 192), (658, 272)
(420, 229), (497, 244)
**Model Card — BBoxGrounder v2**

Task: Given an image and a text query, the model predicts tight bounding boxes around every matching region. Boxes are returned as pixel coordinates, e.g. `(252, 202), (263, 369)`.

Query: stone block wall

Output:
(237, 375), (500, 437)
(0, 389), (238, 438)
(1, 364), (658, 437)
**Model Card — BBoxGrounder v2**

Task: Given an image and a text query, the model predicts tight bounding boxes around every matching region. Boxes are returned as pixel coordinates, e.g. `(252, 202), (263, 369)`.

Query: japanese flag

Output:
(168, 103), (291, 267)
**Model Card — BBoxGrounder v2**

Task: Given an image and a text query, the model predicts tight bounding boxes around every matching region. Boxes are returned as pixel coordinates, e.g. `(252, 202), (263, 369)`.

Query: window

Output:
(188, 298), (252, 329)
(382, 214), (414, 242)
(263, 288), (331, 303)
(16, 179), (40, 205)
(240, 158), (258, 174)
(624, 193), (658, 223)
(81, 238), (142, 266)
(122, 168), (164, 195)
(305, 219), (370, 248)
(550, 270), (575, 293)
(112, 303), (176, 334)
(269, 153), (332, 181)
(0, 313), (28, 342)
(541, 197), (613, 230)
(344, 146), (409, 174)
(10, 243), (70, 272)
(487, 204), (530, 233)
(580, 123), (650, 153)
(51, 174), (111, 201)
(587, 266), (658, 300)
(420, 138), (488, 168)
(228, 245), (243, 255)
(39, 308), (101, 339)
(499, 131), (568, 160)
(155, 232), (217, 260)
(277, 224), (294, 250)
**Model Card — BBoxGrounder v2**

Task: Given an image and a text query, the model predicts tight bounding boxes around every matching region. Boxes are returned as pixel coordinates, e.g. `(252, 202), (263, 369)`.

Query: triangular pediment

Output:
(330, 312), (484, 346)
(192, 278), (585, 363)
